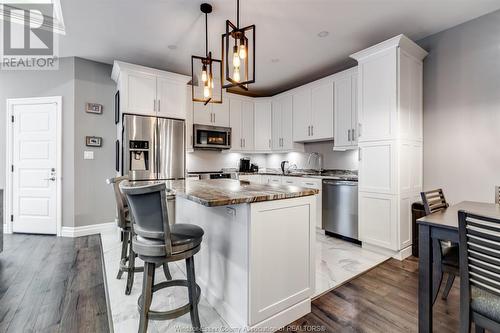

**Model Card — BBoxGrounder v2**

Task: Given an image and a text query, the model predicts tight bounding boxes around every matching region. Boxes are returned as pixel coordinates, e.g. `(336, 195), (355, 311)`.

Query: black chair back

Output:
(120, 182), (172, 256)
(459, 210), (500, 297)
(421, 189), (449, 215)
(107, 176), (129, 229)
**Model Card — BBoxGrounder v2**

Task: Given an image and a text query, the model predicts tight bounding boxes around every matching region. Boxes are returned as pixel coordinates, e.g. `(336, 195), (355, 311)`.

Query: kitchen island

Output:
(169, 179), (318, 331)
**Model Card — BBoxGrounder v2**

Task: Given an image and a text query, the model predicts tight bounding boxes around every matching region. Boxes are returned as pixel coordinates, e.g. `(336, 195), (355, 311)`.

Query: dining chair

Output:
(458, 210), (500, 333)
(421, 189), (459, 303)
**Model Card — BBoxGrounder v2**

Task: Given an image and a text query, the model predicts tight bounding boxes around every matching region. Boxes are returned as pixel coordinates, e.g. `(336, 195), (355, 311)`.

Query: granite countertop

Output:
(238, 169), (358, 181)
(122, 179), (318, 207)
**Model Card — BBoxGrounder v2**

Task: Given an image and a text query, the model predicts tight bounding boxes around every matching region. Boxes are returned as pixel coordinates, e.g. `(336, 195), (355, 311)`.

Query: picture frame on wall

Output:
(115, 91), (120, 124)
(86, 136), (102, 147)
(86, 102), (103, 114)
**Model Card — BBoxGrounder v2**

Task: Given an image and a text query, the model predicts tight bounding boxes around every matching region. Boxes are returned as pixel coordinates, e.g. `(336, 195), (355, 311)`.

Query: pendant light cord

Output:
(236, 0), (240, 28)
(205, 12), (208, 57)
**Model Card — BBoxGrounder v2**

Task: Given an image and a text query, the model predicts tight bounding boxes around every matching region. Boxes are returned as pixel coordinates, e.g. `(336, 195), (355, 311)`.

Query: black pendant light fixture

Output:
(192, 3), (222, 105)
(221, 0), (255, 90)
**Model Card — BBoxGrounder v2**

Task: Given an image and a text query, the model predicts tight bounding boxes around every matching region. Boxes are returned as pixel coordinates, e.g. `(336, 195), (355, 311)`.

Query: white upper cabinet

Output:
(292, 89), (311, 142)
(112, 61), (191, 119)
(230, 98), (243, 151)
(229, 97), (254, 151)
(292, 80), (334, 142)
(310, 81), (334, 140)
(254, 100), (272, 151)
(333, 69), (358, 150)
(211, 100), (230, 127)
(193, 102), (212, 125)
(193, 96), (230, 127)
(356, 48), (398, 142)
(157, 77), (187, 119)
(241, 101), (255, 151)
(126, 72), (157, 115)
(272, 95), (300, 151)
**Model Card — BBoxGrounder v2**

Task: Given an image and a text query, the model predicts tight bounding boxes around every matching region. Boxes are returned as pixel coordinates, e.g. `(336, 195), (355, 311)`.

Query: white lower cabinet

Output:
(239, 174), (261, 183)
(264, 176), (322, 229)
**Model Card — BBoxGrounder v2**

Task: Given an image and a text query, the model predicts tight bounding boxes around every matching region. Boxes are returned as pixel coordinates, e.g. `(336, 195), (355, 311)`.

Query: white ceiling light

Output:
(317, 31), (329, 38)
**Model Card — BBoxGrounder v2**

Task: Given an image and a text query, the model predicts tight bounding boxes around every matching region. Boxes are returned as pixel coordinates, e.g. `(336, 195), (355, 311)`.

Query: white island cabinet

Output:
(173, 180), (316, 331)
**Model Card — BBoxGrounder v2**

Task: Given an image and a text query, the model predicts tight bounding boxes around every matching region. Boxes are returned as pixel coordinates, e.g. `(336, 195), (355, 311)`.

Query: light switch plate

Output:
(84, 151), (94, 160)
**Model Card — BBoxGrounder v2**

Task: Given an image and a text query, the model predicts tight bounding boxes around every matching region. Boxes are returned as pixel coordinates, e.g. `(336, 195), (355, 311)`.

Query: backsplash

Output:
(186, 141), (358, 172)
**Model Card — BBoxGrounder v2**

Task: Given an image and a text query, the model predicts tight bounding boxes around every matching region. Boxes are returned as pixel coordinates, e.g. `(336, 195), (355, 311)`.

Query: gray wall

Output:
(74, 58), (116, 227)
(0, 57), (116, 228)
(418, 9), (500, 204)
(0, 57), (76, 227)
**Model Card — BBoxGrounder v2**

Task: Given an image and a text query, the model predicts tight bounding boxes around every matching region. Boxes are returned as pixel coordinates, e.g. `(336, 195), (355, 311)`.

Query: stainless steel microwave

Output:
(193, 124), (231, 150)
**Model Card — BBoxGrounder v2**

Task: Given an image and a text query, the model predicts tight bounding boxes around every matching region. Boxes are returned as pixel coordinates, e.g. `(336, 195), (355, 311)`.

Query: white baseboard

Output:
(362, 242), (412, 261)
(61, 221), (116, 238)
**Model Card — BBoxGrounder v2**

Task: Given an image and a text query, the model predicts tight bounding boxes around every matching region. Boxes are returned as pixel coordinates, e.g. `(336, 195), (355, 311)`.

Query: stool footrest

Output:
(137, 279), (201, 321)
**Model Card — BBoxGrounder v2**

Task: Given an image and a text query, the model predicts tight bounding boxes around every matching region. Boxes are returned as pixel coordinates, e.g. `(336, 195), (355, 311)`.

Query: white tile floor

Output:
(101, 228), (389, 332)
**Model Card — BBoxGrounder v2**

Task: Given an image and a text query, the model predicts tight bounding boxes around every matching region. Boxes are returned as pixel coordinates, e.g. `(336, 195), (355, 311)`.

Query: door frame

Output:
(5, 96), (63, 236)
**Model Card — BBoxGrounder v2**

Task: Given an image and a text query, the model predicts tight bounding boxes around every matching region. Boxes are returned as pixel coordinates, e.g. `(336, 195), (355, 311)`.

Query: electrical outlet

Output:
(84, 151), (94, 160)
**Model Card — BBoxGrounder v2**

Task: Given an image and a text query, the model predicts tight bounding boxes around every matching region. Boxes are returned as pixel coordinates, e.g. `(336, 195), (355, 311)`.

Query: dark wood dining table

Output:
(417, 201), (500, 333)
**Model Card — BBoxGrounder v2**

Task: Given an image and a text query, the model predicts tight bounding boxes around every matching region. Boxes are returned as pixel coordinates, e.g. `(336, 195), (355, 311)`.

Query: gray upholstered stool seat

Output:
(471, 286), (500, 322)
(133, 224), (204, 257)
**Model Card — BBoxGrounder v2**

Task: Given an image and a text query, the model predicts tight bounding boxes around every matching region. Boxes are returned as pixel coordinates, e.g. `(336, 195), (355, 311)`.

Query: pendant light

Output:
(192, 3), (222, 105)
(221, 0), (255, 90)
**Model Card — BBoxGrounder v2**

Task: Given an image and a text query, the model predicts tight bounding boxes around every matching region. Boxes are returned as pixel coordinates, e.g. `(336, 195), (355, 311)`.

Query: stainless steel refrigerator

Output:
(122, 114), (185, 181)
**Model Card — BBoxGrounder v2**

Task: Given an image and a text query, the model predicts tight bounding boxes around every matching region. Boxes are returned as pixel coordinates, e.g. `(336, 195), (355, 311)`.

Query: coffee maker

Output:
(239, 158), (251, 172)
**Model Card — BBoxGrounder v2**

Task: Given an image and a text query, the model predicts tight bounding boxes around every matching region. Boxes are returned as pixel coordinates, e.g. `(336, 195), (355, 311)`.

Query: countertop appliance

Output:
(322, 179), (359, 244)
(239, 158), (250, 172)
(193, 124), (231, 150)
(122, 114), (185, 181)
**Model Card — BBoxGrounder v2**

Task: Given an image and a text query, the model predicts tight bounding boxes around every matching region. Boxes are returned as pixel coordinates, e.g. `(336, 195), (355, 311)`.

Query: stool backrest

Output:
(120, 181), (172, 256)
(459, 210), (500, 298)
(421, 189), (449, 215)
(107, 176), (129, 229)
(496, 186), (500, 204)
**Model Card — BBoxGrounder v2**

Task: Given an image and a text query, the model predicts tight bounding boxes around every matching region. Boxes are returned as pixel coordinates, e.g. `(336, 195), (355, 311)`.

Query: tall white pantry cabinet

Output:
(351, 35), (428, 259)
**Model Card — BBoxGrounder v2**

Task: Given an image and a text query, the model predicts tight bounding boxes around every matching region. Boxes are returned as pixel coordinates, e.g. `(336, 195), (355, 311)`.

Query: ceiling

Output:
(59, 0), (500, 96)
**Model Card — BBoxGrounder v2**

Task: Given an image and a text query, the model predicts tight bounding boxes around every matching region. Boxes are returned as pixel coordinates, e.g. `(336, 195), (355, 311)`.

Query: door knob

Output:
(44, 177), (56, 181)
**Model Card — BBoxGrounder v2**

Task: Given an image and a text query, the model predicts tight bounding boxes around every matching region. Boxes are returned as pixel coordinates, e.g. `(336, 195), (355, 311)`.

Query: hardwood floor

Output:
(0, 234), (110, 333)
(286, 257), (461, 333)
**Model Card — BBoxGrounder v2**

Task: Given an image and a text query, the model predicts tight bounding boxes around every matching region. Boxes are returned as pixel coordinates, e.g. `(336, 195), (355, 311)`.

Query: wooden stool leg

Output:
(163, 263), (172, 280)
(186, 257), (201, 333)
(117, 231), (129, 279)
(138, 262), (155, 333)
(125, 235), (135, 295)
(441, 273), (455, 300)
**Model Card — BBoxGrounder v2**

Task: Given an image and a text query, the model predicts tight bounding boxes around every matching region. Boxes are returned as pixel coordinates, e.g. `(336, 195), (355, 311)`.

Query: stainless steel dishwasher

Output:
(322, 179), (359, 244)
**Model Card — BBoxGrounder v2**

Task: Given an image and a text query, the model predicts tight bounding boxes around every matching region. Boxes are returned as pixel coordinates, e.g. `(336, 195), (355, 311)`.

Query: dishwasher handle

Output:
(323, 180), (358, 186)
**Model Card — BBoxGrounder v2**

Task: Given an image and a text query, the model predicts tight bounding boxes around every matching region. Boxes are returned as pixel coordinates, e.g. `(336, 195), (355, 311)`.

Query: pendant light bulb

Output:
(239, 39), (247, 59)
(201, 65), (207, 82)
(204, 85), (210, 98)
(233, 67), (240, 82)
(232, 46), (240, 68)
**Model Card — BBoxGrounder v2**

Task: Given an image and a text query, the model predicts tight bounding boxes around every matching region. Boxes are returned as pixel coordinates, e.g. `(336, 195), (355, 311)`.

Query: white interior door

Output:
(9, 97), (61, 235)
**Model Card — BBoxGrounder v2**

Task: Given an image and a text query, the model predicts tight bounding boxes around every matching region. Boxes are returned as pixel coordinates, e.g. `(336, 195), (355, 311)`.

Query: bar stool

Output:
(107, 176), (172, 295)
(120, 181), (204, 333)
